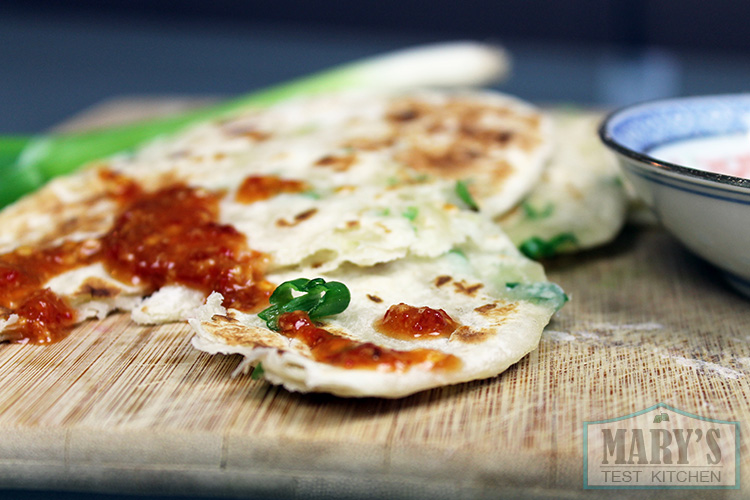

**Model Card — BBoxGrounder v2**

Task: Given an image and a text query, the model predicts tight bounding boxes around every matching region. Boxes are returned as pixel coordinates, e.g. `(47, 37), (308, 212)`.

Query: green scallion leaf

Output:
(455, 180), (479, 211)
(447, 248), (468, 260)
(518, 233), (578, 260)
(521, 201), (554, 220)
(504, 282), (569, 312)
(302, 190), (322, 199)
(250, 363), (265, 380)
(258, 278), (351, 331)
(402, 206), (419, 221)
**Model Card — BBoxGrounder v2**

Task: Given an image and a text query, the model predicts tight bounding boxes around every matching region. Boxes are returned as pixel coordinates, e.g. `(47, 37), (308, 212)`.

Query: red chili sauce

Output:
(0, 239), (102, 344)
(1, 172), (273, 344)
(235, 175), (308, 204)
(101, 184), (272, 310)
(375, 303), (458, 340)
(278, 310), (461, 372)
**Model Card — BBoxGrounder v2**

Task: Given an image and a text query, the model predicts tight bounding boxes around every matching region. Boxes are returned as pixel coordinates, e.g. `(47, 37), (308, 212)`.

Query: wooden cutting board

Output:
(1, 99), (749, 499)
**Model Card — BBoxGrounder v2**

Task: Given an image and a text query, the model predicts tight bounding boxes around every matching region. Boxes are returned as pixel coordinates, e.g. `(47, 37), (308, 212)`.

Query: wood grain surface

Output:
(1, 99), (749, 499)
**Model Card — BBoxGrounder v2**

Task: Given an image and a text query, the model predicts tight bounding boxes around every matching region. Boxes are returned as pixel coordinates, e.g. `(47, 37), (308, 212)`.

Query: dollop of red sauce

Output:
(375, 303), (459, 340)
(9, 289), (76, 344)
(278, 310), (461, 372)
(0, 240), (100, 343)
(236, 175), (308, 204)
(0, 171), (273, 344)
(102, 184), (273, 310)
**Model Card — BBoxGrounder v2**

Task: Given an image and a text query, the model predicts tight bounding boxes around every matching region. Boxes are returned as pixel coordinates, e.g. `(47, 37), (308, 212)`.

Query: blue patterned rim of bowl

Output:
(599, 94), (750, 192)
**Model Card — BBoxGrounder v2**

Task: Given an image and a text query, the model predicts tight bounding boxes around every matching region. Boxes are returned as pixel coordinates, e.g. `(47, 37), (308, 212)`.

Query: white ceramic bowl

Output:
(599, 94), (750, 297)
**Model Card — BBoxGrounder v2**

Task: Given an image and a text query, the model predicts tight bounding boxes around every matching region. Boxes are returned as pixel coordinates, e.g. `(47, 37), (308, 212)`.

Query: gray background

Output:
(2, 1), (750, 134)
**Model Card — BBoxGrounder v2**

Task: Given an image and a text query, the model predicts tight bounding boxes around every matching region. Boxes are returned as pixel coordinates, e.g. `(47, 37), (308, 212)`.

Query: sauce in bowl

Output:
(649, 133), (750, 179)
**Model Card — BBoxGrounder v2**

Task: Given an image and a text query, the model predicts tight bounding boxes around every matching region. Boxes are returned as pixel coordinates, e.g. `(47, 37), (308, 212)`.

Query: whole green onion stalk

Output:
(0, 42), (509, 208)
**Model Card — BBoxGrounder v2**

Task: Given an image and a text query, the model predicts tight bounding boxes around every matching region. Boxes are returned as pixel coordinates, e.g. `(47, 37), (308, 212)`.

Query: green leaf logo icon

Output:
(653, 412), (670, 423)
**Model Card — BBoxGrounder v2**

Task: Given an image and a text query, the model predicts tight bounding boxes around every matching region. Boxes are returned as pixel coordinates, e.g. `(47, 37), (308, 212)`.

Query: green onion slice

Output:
(455, 180), (479, 211)
(518, 233), (578, 260)
(258, 278), (351, 331)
